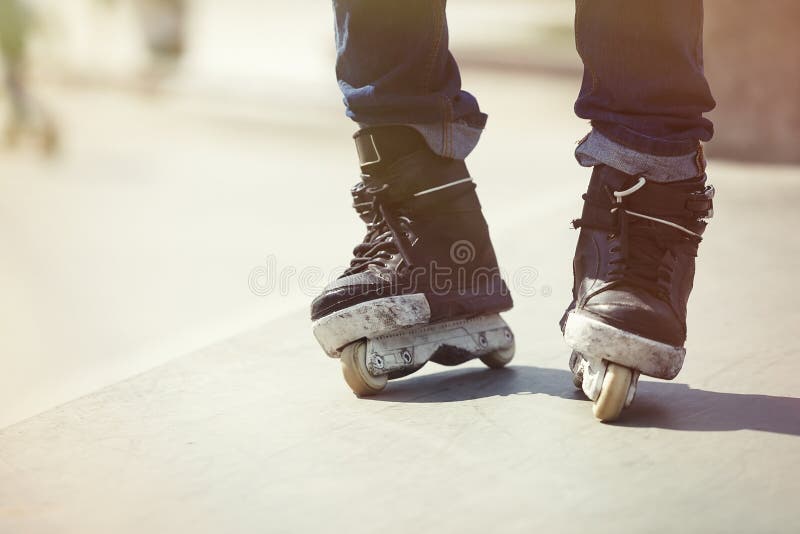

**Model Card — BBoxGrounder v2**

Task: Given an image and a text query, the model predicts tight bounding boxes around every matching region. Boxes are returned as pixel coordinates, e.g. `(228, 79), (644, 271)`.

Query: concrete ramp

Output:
(1, 305), (798, 534)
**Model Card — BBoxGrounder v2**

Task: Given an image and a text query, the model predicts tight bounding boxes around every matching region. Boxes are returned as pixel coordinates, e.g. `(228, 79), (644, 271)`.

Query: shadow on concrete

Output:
(372, 366), (582, 403)
(369, 365), (800, 437)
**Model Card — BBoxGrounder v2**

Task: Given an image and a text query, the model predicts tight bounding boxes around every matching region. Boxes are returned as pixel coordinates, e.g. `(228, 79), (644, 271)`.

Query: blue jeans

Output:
(333, 0), (715, 164)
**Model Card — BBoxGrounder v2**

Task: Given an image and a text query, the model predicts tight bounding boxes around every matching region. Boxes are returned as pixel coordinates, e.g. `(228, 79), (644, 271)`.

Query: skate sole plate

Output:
(312, 294), (431, 357)
(563, 312), (685, 379)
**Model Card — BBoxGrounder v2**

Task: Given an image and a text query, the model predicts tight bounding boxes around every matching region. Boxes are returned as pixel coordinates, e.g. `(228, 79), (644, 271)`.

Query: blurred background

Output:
(2, 0), (798, 428)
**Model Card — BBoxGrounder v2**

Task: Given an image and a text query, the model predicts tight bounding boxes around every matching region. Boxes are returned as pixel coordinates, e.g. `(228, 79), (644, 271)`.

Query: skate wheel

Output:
(593, 363), (632, 422)
(480, 341), (515, 369)
(569, 351), (584, 389)
(572, 371), (584, 390)
(340, 341), (387, 397)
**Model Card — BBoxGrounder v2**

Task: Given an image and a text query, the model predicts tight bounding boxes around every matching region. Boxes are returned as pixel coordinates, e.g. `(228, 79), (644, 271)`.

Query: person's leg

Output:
(0, 0), (30, 125)
(333, 0), (485, 159)
(0, 1), (58, 154)
(574, 0), (715, 180)
(564, 0), (716, 421)
(312, 2), (515, 395)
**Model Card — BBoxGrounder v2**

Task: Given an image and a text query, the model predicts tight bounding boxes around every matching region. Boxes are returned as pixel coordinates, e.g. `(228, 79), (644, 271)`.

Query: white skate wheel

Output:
(593, 363), (633, 422)
(340, 341), (387, 397)
(480, 341), (515, 369)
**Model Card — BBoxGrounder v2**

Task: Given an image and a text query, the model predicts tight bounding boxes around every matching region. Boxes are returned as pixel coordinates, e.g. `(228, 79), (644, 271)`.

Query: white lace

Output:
(413, 177), (473, 197)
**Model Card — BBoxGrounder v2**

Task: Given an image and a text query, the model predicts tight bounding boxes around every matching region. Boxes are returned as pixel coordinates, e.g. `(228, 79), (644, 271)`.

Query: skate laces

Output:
(342, 175), (475, 276)
(342, 180), (402, 276)
(610, 178), (703, 298)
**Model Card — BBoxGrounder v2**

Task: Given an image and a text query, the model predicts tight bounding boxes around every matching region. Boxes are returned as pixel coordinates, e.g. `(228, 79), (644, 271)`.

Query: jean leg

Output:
(333, 0), (485, 158)
(574, 0), (716, 156)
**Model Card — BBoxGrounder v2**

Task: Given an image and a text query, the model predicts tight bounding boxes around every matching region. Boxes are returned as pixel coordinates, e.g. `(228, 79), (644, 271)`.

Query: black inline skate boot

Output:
(561, 164), (714, 421)
(311, 126), (515, 396)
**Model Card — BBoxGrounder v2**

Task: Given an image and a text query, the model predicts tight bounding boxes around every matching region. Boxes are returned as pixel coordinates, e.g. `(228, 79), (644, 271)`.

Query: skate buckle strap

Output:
(686, 184), (715, 218)
(354, 133), (381, 166)
(622, 177), (714, 220)
(610, 177), (704, 238)
(353, 127), (474, 208)
(359, 153), (473, 205)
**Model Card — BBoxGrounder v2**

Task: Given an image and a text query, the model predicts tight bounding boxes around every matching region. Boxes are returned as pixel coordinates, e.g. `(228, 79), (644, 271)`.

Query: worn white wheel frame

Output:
(330, 312), (514, 396)
(564, 312), (685, 380)
(313, 295), (431, 358)
(361, 314), (514, 376)
(314, 294), (514, 395)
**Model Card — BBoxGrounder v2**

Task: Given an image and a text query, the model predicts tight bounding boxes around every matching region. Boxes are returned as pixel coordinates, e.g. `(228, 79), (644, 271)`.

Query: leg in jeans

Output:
(564, 1), (716, 421)
(333, 0), (484, 159)
(312, 2), (515, 396)
(0, 0), (31, 126)
(574, 0), (716, 181)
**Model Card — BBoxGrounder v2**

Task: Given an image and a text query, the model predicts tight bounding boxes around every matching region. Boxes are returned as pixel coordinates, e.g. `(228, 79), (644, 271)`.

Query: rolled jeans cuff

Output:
(360, 120), (483, 160)
(575, 129), (706, 182)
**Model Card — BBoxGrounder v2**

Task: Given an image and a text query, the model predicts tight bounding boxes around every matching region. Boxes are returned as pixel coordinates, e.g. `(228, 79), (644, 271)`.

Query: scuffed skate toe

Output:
(310, 272), (394, 322)
(582, 287), (685, 347)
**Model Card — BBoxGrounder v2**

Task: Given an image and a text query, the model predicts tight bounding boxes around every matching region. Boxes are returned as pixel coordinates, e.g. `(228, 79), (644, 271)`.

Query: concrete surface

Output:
(2, 64), (800, 532)
(0, 80), (356, 427)
(3, 1), (800, 531)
